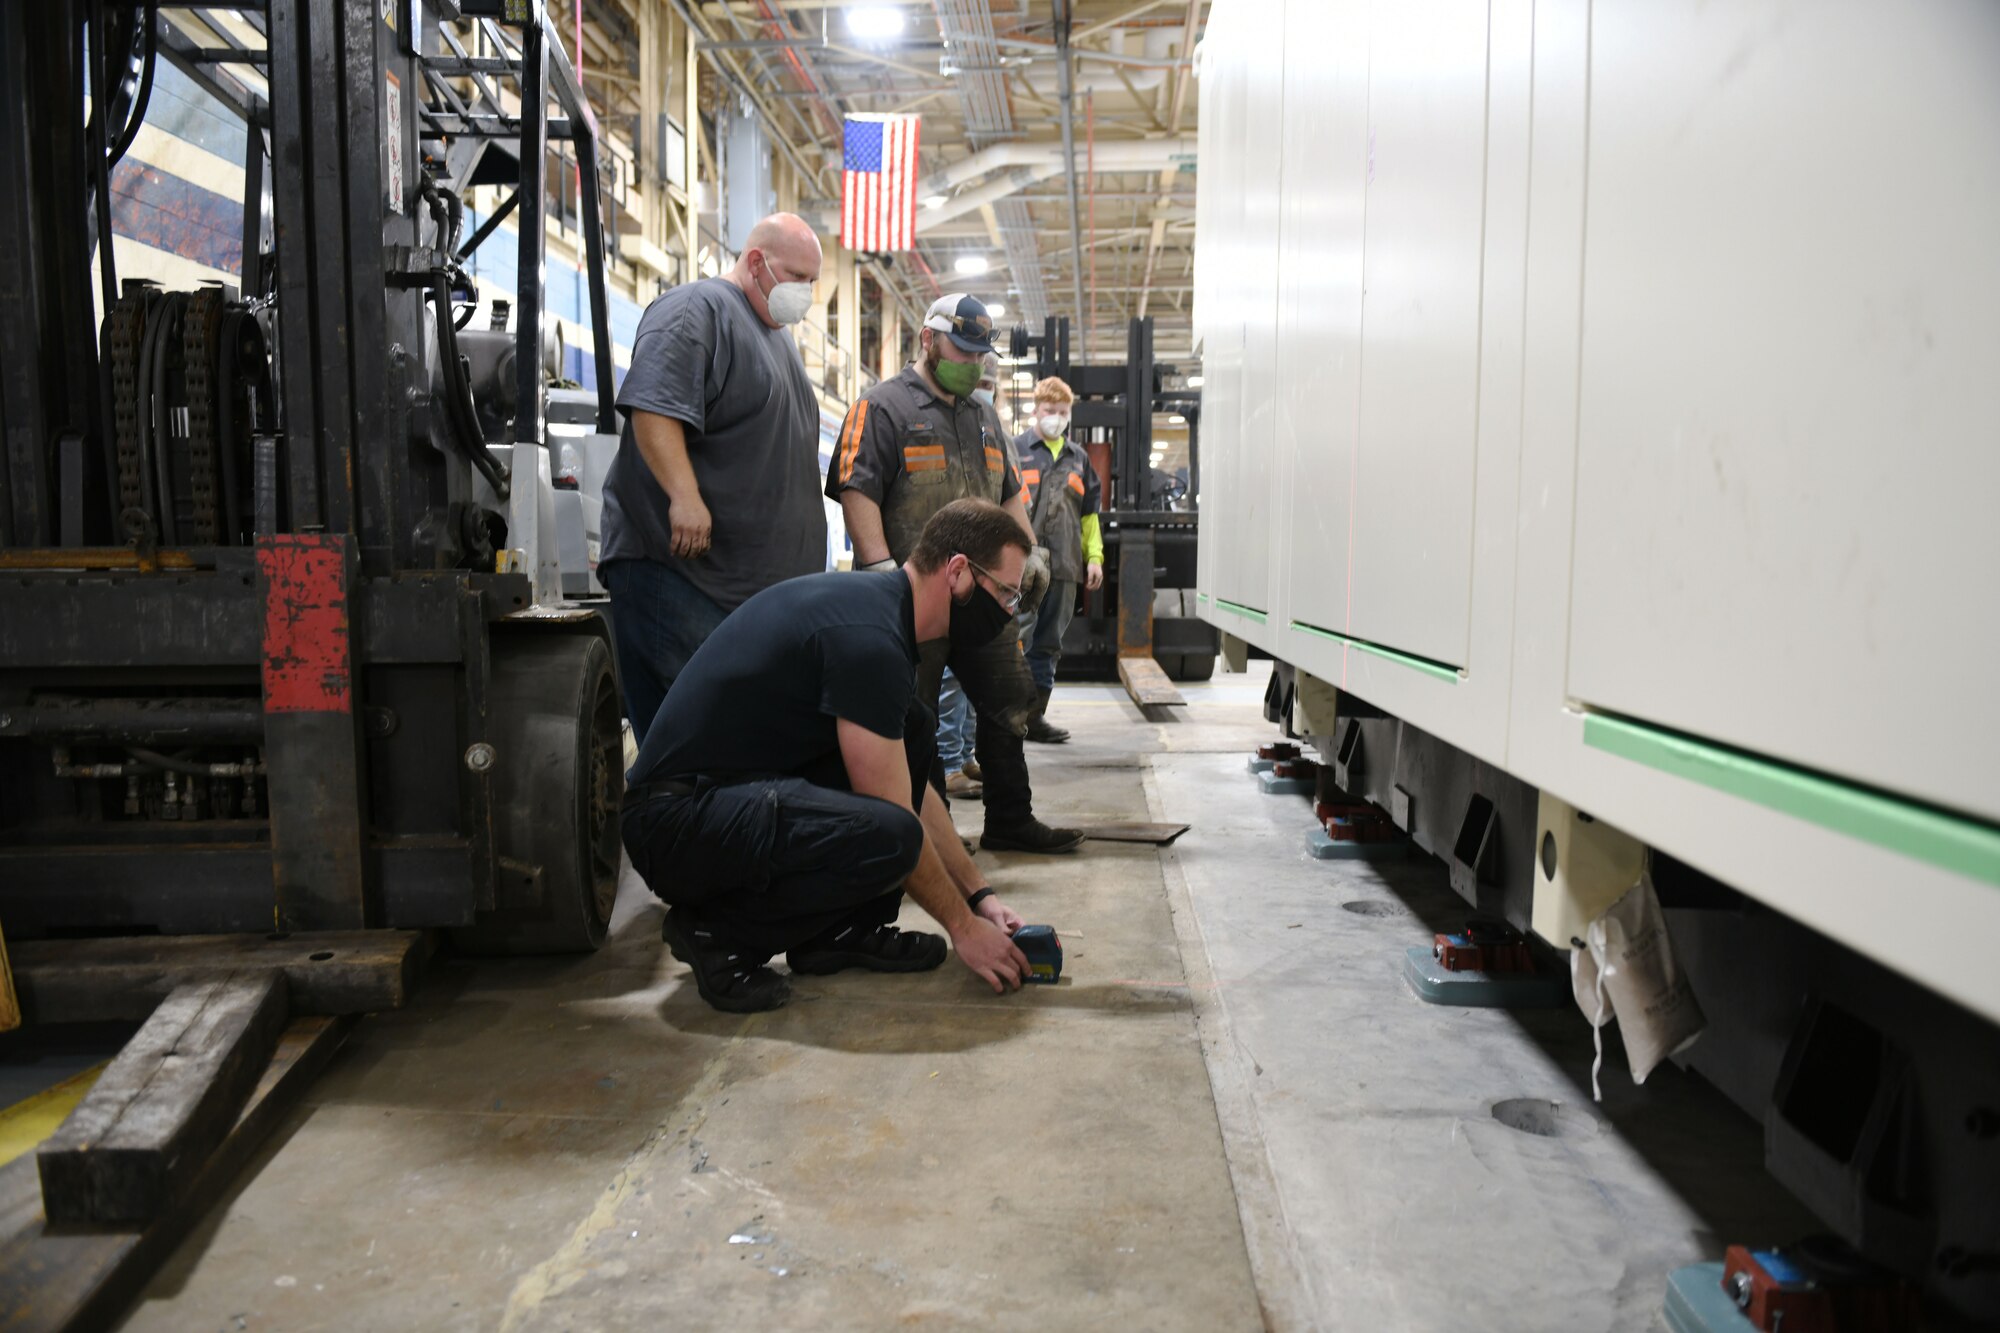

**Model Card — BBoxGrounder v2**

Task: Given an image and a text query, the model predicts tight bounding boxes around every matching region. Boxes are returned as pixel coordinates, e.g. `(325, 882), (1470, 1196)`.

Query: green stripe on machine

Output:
(1583, 712), (2000, 887)
(1215, 599), (1267, 624)
(1288, 621), (1461, 683)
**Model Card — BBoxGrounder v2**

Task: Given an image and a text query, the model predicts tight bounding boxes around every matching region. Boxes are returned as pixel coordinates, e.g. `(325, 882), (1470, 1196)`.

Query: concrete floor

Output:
(121, 664), (1815, 1331)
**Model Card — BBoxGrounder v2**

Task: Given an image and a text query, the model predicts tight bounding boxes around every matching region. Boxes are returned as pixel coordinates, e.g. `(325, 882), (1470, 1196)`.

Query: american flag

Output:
(841, 114), (921, 252)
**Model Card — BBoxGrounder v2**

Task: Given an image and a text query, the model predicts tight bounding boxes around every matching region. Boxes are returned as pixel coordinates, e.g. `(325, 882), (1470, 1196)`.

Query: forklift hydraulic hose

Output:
(107, 3), (157, 168)
(125, 746), (263, 779)
(87, 0), (120, 313)
(427, 272), (512, 501)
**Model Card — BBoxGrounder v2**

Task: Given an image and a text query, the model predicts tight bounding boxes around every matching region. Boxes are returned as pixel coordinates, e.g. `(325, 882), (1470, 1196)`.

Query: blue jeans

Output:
(1020, 580), (1078, 692)
(601, 558), (731, 745)
(936, 669), (975, 774)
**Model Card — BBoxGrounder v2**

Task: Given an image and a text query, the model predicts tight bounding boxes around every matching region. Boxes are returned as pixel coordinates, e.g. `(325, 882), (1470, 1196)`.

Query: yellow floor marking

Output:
(0, 1064), (107, 1168)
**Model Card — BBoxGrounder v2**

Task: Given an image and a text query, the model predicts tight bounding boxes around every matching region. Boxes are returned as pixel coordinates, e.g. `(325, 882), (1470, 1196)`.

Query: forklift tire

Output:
(450, 633), (623, 955)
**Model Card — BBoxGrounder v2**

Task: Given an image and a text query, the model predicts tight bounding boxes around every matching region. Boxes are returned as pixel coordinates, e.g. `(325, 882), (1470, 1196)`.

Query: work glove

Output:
(1018, 545), (1052, 615)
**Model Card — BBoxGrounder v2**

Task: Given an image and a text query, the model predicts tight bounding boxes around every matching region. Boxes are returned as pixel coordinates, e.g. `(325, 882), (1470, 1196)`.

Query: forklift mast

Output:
(1009, 315), (1215, 685)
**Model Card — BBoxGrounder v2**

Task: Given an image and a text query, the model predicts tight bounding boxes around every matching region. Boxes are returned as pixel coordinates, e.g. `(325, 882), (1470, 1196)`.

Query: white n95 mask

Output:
(1036, 413), (1068, 441)
(765, 280), (813, 326)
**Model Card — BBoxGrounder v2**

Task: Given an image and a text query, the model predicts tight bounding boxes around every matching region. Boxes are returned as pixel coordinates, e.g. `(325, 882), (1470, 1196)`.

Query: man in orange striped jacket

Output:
(823, 294), (1082, 855)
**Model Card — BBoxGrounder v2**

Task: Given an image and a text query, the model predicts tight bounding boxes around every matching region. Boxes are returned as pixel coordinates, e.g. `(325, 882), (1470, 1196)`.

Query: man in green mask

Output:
(825, 294), (1080, 855)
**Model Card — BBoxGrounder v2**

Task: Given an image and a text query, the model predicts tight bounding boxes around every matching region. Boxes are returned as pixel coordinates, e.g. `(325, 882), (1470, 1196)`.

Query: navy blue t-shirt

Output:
(628, 570), (927, 797)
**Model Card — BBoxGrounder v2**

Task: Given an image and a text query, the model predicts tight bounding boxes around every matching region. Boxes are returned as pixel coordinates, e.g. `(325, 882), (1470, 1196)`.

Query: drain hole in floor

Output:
(1340, 900), (1409, 918)
(1491, 1098), (1595, 1139)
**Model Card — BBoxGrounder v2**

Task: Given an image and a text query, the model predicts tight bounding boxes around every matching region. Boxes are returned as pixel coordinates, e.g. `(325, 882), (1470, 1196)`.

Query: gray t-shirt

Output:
(600, 277), (827, 611)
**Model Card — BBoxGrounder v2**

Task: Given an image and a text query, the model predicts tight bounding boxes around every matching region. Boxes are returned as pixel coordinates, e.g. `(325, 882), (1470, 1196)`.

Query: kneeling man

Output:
(622, 498), (1035, 1012)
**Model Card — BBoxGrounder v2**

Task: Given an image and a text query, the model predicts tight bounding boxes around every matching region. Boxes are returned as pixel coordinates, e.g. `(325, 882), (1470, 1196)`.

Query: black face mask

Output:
(949, 576), (1014, 650)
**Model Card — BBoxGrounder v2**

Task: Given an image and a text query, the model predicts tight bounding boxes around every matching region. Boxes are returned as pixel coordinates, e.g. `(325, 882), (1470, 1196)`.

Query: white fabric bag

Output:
(1570, 867), (1706, 1100)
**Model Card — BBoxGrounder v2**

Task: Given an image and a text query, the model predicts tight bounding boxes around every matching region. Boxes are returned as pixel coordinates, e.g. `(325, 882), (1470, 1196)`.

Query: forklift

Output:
(0, 1), (625, 953)
(1008, 315), (1217, 689)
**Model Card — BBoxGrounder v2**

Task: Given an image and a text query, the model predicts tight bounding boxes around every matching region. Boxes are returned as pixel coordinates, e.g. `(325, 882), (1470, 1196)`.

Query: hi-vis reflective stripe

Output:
(837, 400), (870, 482)
(984, 446), (1005, 470)
(1021, 468), (1042, 486)
(904, 443), (947, 472)
(1067, 473), (1085, 497)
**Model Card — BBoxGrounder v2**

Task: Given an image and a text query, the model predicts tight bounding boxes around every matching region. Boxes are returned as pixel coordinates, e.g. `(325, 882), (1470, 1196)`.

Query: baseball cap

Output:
(923, 293), (996, 354)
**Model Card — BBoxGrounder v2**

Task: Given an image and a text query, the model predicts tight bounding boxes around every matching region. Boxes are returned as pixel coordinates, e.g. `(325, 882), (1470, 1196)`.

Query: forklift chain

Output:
(182, 287), (225, 544)
(105, 295), (148, 517)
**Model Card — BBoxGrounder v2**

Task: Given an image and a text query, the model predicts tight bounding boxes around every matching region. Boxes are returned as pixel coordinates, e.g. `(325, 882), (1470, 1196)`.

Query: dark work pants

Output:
(917, 624), (1039, 830)
(601, 558), (731, 745)
(621, 776), (924, 959)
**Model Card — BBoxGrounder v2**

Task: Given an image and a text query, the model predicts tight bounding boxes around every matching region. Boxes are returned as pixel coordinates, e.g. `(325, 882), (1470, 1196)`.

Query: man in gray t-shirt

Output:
(599, 212), (829, 741)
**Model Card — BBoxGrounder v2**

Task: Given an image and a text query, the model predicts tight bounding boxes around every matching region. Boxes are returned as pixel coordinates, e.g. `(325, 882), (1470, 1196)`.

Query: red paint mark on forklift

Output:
(256, 536), (352, 713)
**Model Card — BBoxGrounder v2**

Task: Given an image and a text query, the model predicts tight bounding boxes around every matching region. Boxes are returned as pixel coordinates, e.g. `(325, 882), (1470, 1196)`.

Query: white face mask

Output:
(972, 387), (996, 406)
(757, 255), (813, 326)
(1036, 413), (1069, 442)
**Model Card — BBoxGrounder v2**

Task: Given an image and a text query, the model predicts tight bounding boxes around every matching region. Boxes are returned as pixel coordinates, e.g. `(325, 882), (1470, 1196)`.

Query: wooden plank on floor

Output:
(38, 973), (287, 1226)
(10, 930), (425, 1023)
(0, 1016), (350, 1333)
(1081, 821), (1192, 845)
(1118, 655), (1186, 708)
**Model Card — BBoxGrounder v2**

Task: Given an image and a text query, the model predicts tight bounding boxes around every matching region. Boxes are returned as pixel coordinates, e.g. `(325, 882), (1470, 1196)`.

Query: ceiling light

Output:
(954, 255), (990, 276)
(846, 7), (905, 40)
(924, 194), (948, 210)
(986, 301), (1007, 319)
(1012, 371), (1034, 384)
(1186, 374), (1204, 388)
(1168, 414), (1185, 425)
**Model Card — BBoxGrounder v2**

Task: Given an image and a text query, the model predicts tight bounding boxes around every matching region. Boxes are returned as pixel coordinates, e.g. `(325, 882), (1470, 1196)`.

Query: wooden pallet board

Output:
(10, 931), (425, 1024)
(38, 974), (287, 1226)
(1080, 822), (1193, 846)
(0, 1016), (351, 1333)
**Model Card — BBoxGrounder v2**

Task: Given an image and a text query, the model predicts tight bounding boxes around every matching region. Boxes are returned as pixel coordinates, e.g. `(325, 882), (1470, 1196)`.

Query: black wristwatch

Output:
(966, 887), (995, 911)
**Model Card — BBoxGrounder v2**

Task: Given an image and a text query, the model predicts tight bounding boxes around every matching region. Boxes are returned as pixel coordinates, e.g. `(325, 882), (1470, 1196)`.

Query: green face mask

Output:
(933, 356), (981, 398)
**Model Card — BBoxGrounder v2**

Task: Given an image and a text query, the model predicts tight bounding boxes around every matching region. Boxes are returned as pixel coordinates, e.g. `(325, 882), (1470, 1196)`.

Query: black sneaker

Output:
(980, 819), (1086, 854)
(787, 923), (948, 975)
(661, 910), (791, 1012)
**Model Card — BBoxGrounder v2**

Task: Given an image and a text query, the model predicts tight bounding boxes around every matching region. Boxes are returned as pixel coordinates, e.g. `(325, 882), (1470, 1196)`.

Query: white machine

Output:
(1194, 0), (2000, 1319)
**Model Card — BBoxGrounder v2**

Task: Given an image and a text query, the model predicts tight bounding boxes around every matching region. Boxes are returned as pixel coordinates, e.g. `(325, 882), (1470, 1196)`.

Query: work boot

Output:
(787, 923), (948, 975)
(961, 758), (983, 782)
(1024, 689), (1070, 744)
(945, 769), (983, 800)
(661, 909), (791, 1013)
(981, 818), (1086, 854)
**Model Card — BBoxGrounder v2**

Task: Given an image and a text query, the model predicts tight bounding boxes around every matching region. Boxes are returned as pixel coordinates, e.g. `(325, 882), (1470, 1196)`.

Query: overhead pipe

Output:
(1138, 0), (1204, 318)
(1012, 27), (1179, 98)
(1052, 0), (1089, 331)
(994, 36), (1194, 71)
